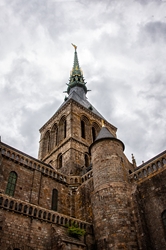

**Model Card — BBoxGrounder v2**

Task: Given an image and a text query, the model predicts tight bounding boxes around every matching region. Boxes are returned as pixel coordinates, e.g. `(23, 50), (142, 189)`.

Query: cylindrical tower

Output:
(90, 126), (138, 249)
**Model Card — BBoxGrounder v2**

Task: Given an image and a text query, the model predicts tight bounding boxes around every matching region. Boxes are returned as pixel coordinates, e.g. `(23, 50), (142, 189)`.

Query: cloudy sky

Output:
(0, 0), (166, 166)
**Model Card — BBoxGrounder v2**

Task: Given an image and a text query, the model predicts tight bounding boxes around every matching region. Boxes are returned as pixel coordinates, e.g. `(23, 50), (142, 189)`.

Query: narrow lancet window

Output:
(52, 189), (58, 211)
(5, 171), (17, 197)
(57, 153), (62, 169)
(64, 120), (66, 139)
(81, 120), (85, 138)
(92, 127), (96, 142)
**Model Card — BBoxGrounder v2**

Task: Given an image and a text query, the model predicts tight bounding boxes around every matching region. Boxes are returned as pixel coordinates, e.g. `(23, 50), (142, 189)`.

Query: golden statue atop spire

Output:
(71, 43), (77, 51)
(101, 120), (105, 127)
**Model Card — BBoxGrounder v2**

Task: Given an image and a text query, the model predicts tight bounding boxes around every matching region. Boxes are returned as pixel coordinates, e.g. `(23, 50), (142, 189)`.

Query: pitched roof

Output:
(61, 86), (105, 119)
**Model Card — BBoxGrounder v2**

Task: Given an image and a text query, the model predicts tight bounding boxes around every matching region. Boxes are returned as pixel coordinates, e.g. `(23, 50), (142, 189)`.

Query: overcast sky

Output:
(0, 0), (166, 166)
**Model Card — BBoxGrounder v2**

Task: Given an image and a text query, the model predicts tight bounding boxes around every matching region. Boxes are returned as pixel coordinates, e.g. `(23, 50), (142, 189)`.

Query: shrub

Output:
(66, 222), (86, 238)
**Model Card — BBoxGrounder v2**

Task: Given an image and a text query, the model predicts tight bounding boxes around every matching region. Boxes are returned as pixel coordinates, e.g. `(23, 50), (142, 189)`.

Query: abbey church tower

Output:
(38, 45), (117, 176)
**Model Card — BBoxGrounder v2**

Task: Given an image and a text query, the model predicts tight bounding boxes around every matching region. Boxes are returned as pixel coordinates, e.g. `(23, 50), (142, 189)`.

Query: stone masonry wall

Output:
(0, 156), (71, 215)
(75, 178), (94, 223)
(134, 170), (166, 250)
(0, 209), (90, 250)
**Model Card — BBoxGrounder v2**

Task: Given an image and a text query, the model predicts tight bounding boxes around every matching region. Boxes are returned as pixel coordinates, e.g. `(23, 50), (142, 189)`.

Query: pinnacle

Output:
(66, 45), (88, 95)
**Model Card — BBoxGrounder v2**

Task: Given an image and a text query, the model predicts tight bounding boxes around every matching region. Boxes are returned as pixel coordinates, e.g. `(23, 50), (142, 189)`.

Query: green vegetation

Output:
(66, 222), (86, 238)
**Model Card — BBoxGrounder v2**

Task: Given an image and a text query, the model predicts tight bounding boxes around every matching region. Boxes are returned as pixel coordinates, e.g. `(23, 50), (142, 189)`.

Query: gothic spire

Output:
(66, 44), (88, 95)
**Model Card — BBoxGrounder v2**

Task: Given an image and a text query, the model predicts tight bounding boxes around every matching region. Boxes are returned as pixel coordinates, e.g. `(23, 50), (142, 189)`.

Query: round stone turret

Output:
(90, 126), (138, 249)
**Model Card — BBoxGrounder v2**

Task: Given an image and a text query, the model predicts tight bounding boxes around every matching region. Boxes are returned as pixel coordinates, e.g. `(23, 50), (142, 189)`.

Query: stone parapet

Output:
(0, 193), (92, 233)
(129, 151), (166, 183)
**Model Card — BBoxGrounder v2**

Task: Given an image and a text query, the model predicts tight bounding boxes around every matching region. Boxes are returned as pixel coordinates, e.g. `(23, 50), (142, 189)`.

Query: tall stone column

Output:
(90, 127), (138, 250)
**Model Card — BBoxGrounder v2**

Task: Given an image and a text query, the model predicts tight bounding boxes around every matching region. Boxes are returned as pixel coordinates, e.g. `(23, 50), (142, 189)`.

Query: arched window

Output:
(57, 153), (62, 169)
(92, 127), (96, 142)
(85, 154), (89, 168)
(58, 116), (67, 143)
(92, 122), (100, 142)
(50, 124), (58, 151)
(80, 115), (90, 140)
(52, 189), (58, 211)
(162, 210), (166, 232)
(81, 120), (85, 138)
(42, 131), (50, 157)
(64, 120), (66, 138)
(5, 171), (17, 197)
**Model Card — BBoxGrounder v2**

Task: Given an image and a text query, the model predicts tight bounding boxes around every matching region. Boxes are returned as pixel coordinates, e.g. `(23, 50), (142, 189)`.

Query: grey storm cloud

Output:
(143, 21), (166, 42)
(0, 0), (166, 165)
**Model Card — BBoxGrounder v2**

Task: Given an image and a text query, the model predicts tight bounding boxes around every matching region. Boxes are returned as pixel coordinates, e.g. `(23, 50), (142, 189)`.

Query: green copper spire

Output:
(66, 44), (87, 95)
(71, 43), (82, 76)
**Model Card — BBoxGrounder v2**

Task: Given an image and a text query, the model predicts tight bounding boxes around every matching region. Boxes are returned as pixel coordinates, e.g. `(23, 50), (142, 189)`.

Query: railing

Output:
(0, 193), (92, 233)
(129, 155), (166, 182)
(81, 170), (93, 183)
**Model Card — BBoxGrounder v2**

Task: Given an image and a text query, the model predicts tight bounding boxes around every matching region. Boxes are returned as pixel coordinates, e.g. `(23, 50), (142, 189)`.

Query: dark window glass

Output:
(64, 120), (66, 139)
(81, 120), (85, 138)
(92, 127), (96, 142)
(5, 171), (17, 197)
(52, 189), (58, 211)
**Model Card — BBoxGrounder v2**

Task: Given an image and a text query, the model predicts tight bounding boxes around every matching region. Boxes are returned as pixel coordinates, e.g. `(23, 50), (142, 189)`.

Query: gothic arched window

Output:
(81, 120), (85, 138)
(64, 120), (67, 139)
(80, 115), (90, 140)
(50, 124), (58, 151)
(42, 130), (50, 158)
(92, 127), (96, 142)
(57, 153), (62, 169)
(5, 171), (17, 197)
(162, 210), (166, 232)
(91, 122), (100, 142)
(52, 189), (58, 211)
(58, 116), (67, 143)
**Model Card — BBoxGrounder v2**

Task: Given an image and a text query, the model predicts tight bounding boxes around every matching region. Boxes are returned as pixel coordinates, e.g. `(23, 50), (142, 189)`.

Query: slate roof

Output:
(59, 86), (105, 119)
(95, 126), (115, 141)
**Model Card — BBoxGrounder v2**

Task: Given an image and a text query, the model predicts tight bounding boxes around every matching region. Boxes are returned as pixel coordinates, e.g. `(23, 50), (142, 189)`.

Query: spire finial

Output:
(71, 43), (77, 51)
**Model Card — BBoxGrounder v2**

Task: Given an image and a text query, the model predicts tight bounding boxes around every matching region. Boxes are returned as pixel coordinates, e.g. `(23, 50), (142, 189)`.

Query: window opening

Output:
(58, 154), (62, 169)
(92, 127), (96, 142)
(5, 171), (17, 197)
(81, 120), (85, 138)
(64, 120), (66, 139)
(52, 189), (58, 211)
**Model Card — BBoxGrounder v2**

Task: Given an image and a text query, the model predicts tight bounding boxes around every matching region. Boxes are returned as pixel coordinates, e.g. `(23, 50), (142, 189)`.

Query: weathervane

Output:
(71, 43), (77, 51)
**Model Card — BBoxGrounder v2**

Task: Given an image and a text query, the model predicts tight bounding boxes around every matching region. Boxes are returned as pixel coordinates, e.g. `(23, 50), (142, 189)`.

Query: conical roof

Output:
(90, 126), (125, 151)
(95, 126), (115, 141)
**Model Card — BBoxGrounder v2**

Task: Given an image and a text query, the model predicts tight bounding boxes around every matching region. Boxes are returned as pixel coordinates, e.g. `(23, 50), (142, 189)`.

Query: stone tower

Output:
(90, 125), (138, 249)
(38, 45), (117, 176)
